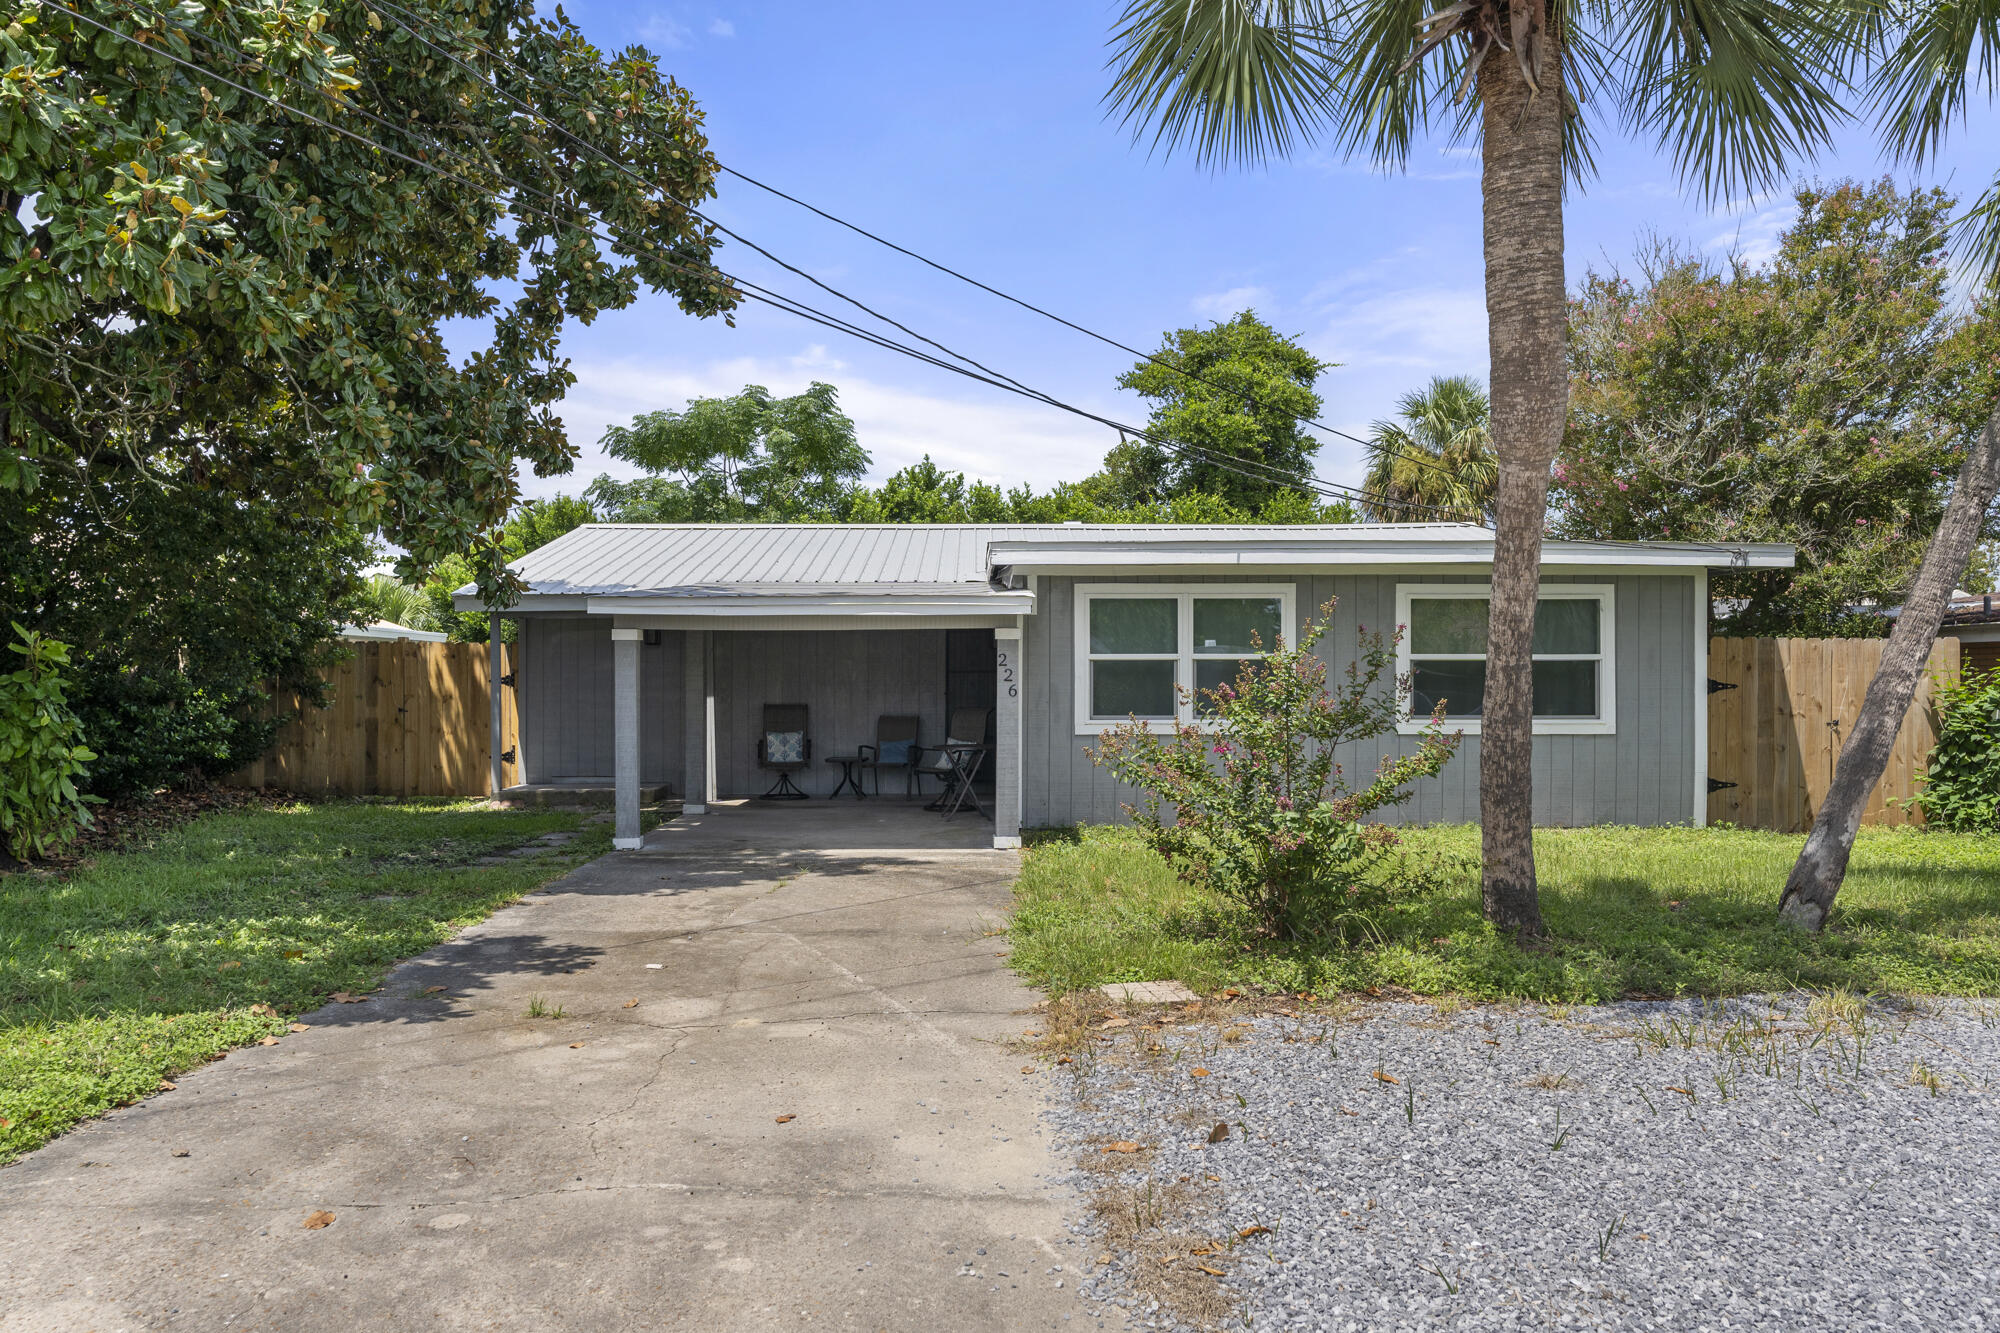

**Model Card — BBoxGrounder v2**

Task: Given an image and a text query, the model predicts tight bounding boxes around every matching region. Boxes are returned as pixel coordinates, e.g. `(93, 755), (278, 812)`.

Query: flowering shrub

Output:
(0, 625), (99, 862)
(1088, 600), (1459, 939)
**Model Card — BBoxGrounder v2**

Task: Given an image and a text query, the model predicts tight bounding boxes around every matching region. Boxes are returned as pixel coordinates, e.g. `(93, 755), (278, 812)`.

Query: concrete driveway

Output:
(0, 803), (1114, 1332)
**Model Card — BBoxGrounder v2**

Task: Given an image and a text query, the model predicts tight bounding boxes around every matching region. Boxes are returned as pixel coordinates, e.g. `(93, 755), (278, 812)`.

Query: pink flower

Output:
(1856, 517), (1869, 526)
(1276, 796), (1294, 812)
(1616, 480), (1630, 491)
(1212, 742), (1231, 756)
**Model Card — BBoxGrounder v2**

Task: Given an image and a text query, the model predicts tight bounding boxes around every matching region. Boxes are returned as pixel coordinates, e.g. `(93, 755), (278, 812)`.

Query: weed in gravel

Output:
(525, 995), (564, 1020)
(1403, 1084), (1417, 1126)
(1596, 1215), (1625, 1263)
(1635, 1085), (1658, 1115)
(1548, 1108), (1570, 1151)
(1909, 1060), (1945, 1096)
(1086, 1172), (1236, 1329)
(1417, 1260), (1462, 1294)
(1522, 1070), (1571, 1090)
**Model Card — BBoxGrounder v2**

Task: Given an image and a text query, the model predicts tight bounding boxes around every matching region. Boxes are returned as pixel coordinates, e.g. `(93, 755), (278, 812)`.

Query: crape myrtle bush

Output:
(1090, 599), (1459, 939)
(1916, 666), (2000, 832)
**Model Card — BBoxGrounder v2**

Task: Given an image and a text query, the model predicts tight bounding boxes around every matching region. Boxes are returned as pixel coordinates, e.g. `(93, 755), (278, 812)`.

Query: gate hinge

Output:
(499, 673), (517, 688)
(1707, 777), (1738, 793)
(1707, 678), (1739, 694)
(500, 748), (517, 764)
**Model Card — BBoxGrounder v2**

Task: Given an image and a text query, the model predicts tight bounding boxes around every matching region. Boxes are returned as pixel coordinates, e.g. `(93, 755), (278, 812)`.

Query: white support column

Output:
(488, 613), (505, 796)
(612, 628), (643, 849)
(993, 626), (1023, 848)
(682, 630), (712, 814)
(1693, 568), (1710, 828)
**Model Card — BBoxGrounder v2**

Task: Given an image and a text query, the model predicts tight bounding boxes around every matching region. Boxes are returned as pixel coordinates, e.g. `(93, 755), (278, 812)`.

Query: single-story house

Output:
(339, 620), (451, 643)
(455, 523), (1795, 849)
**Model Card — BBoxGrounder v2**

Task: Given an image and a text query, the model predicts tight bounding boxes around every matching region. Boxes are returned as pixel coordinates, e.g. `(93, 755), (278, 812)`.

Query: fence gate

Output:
(1706, 636), (1960, 833)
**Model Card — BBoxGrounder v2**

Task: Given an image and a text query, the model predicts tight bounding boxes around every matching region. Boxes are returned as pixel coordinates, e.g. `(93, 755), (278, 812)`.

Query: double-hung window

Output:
(1394, 584), (1615, 735)
(1075, 584), (1295, 732)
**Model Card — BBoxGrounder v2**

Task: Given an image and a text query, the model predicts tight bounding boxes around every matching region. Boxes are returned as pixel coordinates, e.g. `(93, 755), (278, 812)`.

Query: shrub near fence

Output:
(1707, 636), (1960, 833)
(232, 640), (519, 797)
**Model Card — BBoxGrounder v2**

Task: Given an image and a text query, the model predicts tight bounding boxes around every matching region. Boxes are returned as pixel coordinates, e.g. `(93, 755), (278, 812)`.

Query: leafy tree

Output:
(1088, 601), (1458, 939)
(0, 626), (97, 861)
(419, 494), (598, 642)
(1362, 375), (1496, 523)
(1, 0), (735, 595)
(0, 466), (369, 795)
(356, 574), (438, 633)
(586, 382), (866, 523)
(1108, 311), (1330, 508)
(1781, 2), (2000, 928)
(1104, 0), (1845, 937)
(1555, 182), (2000, 636)
(842, 456), (1012, 523)
(1912, 667), (2000, 832)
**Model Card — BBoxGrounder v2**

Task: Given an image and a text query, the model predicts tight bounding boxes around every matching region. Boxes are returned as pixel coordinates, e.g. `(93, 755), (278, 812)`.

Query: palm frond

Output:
(1610, 0), (1851, 204)
(1868, 0), (2000, 169)
(1105, 0), (1342, 164)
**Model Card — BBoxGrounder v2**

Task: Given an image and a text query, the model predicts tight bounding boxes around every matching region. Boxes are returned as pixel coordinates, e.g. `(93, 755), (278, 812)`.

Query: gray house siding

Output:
(516, 621), (955, 799)
(518, 618), (681, 787)
(1021, 572), (1697, 829)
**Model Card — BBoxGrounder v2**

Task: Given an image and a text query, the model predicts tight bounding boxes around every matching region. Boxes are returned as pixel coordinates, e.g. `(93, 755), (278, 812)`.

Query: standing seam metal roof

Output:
(496, 522), (1491, 598)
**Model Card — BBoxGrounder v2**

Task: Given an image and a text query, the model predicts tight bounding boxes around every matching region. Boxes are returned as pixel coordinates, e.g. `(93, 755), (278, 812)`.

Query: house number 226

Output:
(998, 649), (1018, 699)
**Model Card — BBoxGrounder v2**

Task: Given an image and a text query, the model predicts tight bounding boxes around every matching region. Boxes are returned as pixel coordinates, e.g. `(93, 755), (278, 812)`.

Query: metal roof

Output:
(453, 523), (1793, 612)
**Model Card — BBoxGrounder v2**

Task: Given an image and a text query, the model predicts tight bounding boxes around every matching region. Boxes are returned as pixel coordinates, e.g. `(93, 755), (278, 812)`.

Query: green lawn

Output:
(0, 799), (620, 1163)
(1008, 823), (2000, 1003)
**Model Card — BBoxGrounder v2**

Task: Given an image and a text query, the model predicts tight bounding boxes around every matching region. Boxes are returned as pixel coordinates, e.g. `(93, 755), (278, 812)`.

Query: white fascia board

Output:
(987, 539), (1795, 570)
(449, 593), (590, 612)
(583, 593), (1036, 617)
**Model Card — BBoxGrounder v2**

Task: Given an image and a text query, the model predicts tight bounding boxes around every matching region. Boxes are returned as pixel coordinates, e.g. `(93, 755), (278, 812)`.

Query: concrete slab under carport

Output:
(0, 804), (1116, 1332)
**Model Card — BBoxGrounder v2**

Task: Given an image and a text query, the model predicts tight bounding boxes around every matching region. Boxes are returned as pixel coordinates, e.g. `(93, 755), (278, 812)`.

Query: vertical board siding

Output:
(1706, 636), (1959, 832)
(1021, 572), (1700, 829)
(708, 629), (950, 798)
(230, 639), (520, 797)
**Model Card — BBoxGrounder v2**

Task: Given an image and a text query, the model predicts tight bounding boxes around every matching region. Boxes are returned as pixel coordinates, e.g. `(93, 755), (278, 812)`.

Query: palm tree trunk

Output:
(1475, 40), (1565, 938)
(1778, 403), (2000, 930)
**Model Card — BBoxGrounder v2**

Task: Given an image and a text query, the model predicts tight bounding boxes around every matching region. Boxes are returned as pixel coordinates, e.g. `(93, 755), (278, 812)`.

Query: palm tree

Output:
(1105, 0), (1846, 936)
(1362, 375), (1497, 522)
(1778, 4), (2000, 929)
(357, 574), (438, 633)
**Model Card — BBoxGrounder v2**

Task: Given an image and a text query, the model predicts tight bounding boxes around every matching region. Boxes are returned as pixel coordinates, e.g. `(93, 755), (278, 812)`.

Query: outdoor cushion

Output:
(877, 738), (914, 765)
(766, 730), (805, 763)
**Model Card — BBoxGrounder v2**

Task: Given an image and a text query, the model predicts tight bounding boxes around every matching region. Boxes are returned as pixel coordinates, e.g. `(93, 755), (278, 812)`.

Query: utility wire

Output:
(357, 0), (1475, 498)
(48, 1), (1478, 520)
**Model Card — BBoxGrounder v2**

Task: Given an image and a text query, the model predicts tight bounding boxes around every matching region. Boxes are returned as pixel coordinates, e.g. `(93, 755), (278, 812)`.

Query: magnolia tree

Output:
(1089, 602), (1458, 939)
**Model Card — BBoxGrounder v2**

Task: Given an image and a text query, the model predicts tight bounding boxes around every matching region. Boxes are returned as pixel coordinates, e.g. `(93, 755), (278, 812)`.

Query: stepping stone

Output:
(1101, 980), (1198, 1005)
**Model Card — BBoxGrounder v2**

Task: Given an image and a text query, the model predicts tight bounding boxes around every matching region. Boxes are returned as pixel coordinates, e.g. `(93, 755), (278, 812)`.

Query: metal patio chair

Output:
(856, 714), (922, 796)
(756, 703), (812, 800)
(916, 707), (992, 814)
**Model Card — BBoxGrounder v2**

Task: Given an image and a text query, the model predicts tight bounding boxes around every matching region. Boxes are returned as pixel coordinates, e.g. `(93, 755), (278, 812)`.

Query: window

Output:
(1394, 584), (1615, 735)
(1075, 584), (1294, 732)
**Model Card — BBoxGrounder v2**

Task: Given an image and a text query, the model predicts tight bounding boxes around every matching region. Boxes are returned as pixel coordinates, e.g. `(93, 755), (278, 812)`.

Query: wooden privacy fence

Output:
(1707, 636), (1961, 833)
(232, 640), (520, 797)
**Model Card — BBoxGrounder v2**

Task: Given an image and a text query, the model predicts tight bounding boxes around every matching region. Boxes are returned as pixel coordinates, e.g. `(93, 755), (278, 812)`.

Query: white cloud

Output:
(1190, 285), (1272, 318)
(1704, 193), (1791, 266)
(1312, 287), (1488, 377)
(637, 14), (690, 49)
(520, 346), (1113, 500)
(708, 17), (734, 36)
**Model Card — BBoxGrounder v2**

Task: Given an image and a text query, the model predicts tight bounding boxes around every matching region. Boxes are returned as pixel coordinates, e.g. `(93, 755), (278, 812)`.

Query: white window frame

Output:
(1394, 583), (1617, 736)
(1074, 583), (1296, 734)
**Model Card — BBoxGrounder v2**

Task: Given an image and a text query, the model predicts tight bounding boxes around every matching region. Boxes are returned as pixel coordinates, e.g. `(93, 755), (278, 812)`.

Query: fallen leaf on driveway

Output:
(1102, 1141), (1145, 1154)
(259, 1036), (280, 1046)
(1020, 1065), (1034, 1074)
(302, 1210), (335, 1230)
(1238, 1225), (1273, 1239)
(249, 1003), (274, 1016)
(1196, 1263), (1226, 1277)
(330, 992), (366, 1004)
(1207, 1122), (1229, 1143)
(622, 998), (639, 1009)
(1056, 1056), (1073, 1065)
(1371, 1071), (1400, 1085)
(1097, 1018), (1130, 1030)
(421, 986), (446, 995)
(158, 1080), (176, 1091)
(1190, 1067), (1211, 1078)
(170, 1149), (189, 1157)
(568, 1042), (584, 1049)
(287, 1023), (310, 1033)
(775, 1114), (795, 1124)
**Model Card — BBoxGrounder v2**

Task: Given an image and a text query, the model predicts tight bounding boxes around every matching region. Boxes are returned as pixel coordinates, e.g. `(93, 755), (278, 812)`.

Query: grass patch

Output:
(0, 798), (619, 1163)
(1008, 823), (2000, 1003)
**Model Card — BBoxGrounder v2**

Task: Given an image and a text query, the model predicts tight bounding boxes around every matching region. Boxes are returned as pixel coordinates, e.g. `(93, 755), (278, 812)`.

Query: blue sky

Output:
(522, 2), (2000, 504)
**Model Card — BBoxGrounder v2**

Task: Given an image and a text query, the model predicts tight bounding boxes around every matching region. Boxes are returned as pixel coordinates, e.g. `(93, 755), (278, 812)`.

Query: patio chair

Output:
(856, 714), (922, 797)
(916, 707), (992, 812)
(756, 703), (812, 800)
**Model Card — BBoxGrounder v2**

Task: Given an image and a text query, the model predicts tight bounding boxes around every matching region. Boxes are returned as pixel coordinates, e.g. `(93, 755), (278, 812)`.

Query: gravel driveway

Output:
(1048, 993), (2000, 1332)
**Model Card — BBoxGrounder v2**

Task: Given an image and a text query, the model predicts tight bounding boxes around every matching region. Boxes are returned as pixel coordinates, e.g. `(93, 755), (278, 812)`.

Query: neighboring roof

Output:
(340, 620), (450, 643)
(454, 522), (1796, 614)
(1943, 593), (2000, 628)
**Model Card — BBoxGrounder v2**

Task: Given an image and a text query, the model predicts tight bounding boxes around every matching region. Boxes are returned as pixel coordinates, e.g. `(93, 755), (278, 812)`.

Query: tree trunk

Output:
(1779, 402), (2000, 930)
(1475, 40), (1566, 938)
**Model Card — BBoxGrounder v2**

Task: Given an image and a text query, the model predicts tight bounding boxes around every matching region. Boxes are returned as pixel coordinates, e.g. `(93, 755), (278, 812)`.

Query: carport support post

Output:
(994, 627), (1023, 848)
(682, 630), (712, 814)
(488, 613), (505, 796)
(612, 628), (643, 849)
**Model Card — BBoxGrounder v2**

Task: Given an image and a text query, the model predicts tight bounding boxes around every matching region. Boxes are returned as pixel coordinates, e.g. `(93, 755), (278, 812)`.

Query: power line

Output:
(51, 3), (1479, 522)
(356, 0), (1475, 499)
(48, 3), (1481, 522)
